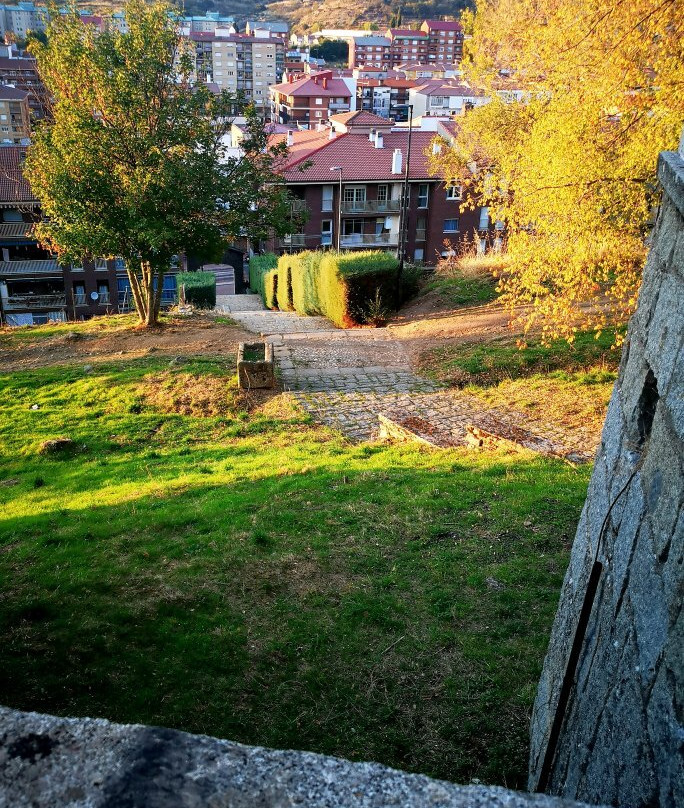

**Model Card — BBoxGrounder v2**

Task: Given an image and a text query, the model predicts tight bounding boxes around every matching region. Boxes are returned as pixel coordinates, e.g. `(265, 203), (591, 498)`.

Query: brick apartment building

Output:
(0, 50), (49, 119)
(349, 20), (464, 69)
(270, 70), (356, 127)
(189, 32), (285, 117)
(0, 147), (178, 326)
(268, 111), (496, 264)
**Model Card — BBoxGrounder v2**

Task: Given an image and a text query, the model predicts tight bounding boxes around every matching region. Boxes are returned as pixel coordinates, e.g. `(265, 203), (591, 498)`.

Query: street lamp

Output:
(396, 103), (414, 284)
(330, 166), (342, 251)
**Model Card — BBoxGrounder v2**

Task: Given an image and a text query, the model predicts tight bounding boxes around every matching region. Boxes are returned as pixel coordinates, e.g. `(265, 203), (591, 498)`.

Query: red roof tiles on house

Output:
(329, 110), (392, 127)
(281, 131), (436, 182)
(0, 85), (29, 100)
(422, 20), (464, 32)
(0, 145), (36, 204)
(271, 74), (352, 98)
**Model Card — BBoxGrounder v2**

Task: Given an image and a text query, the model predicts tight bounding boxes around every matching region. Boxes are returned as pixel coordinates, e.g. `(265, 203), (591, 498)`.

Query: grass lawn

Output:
(0, 352), (591, 788)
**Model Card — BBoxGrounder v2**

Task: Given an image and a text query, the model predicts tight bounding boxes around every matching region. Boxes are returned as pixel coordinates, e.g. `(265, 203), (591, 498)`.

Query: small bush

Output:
(289, 252), (322, 315)
(177, 272), (216, 309)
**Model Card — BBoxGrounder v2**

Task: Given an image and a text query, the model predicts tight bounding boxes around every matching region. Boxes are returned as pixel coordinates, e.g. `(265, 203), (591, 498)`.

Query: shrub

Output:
(319, 251), (399, 327)
(177, 271), (216, 309)
(253, 250), (399, 327)
(249, 254), (278, 309)
(289, 251), (323, 315)
(275, 254), (295, 311)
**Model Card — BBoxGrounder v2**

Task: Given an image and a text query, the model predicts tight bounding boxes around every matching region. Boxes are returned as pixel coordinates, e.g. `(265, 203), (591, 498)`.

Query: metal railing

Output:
(280, 234), (306, 248)
(5, 293), (66, 310)
(73, 293), (87, 306)
(340, 232), (399, 248)
(98, 293), (110, 305)
(341, 199), (401, 214)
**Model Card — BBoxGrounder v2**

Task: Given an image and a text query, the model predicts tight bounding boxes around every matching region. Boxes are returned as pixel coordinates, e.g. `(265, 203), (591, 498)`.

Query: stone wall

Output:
(0, 707), (602, 808)
(528, 137), (684, 805)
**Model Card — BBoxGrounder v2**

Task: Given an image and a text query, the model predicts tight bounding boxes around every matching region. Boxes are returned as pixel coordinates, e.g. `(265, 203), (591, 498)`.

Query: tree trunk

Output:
(126, 261), (161, 328)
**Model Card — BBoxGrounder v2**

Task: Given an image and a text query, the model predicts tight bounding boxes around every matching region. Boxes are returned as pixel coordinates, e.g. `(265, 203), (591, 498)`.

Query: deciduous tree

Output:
(27, 0), (296, 327)
(431, 0), (684, 341)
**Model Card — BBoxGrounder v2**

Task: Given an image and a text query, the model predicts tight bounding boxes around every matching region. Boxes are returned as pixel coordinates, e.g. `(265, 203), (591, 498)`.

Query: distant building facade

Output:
(0, 83), (29, 142)
(270, 70), (356, 127)
(349, 20), (464, 69)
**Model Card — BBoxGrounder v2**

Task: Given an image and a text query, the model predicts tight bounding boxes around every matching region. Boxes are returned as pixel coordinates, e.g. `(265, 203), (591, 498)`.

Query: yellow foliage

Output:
(431, 0), (684, 342)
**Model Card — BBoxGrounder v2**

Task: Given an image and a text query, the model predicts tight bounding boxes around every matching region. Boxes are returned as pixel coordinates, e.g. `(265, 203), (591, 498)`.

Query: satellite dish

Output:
(90, 291), (99, 301)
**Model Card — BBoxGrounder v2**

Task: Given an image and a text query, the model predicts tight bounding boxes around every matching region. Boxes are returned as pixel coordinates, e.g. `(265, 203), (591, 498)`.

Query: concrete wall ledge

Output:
(0, 707), (604, 808)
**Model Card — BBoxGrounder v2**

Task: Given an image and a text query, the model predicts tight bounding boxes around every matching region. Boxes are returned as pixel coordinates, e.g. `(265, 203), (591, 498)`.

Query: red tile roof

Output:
(271, 74), (352, 98)
(0, 57), (38, 71)
(388, 28), (428, 38)
(329, 110), (392, 127)
(281, 131), (436, 182)
(413, 80), (486, 97)
(0, 146), (35, 204)
(422, 20), (464, 32)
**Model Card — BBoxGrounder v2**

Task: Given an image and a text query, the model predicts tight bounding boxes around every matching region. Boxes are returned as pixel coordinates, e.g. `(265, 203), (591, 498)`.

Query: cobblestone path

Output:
(217, 295), (597, 460)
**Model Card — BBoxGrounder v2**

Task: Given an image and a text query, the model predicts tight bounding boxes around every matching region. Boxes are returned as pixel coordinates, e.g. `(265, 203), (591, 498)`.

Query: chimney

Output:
(432, 141), (442, 155)
(369, 128), (376, 142)
(374, 131), (383, 149)
(322, 77), (328, 89)
(391, 148), (402, 175)
(286, 130), (294, 147)
(328, 128), (336, 140)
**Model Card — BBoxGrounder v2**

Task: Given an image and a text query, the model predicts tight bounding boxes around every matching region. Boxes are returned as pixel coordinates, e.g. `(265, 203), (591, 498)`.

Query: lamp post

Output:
(330, 166), (342, 251)
(396, 103), (414, 294)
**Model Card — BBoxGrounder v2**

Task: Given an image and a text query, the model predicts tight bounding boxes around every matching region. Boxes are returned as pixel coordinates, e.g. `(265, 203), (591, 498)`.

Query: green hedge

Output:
(252, 250), (399, 328)
(249, 254), (278, 309)
(177, 271), (216, 308)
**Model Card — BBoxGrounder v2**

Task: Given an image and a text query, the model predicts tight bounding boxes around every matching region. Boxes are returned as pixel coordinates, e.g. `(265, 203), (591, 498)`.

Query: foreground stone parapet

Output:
(0, 707), (601, 808)
(529, 137), (684, 805)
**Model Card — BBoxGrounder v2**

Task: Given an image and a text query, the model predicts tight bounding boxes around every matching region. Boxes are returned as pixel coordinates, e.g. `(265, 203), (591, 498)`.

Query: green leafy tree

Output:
(431, 0), (683, 342)
(26, 0), (297, 327)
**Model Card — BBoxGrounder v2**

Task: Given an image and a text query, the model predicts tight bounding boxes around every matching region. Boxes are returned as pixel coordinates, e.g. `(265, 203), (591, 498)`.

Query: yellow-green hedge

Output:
(254, 250), (399, 327)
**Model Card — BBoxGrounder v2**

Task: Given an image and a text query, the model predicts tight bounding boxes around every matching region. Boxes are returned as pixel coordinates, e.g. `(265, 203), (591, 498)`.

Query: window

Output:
(446, 184), (462, 201)
(97, 281), (110, 304)
(376, 184), (388, 204)
(430, 96), (445, 106)
(315, 97), (323, 104)
(73, 282), (86, 305)
(321, 219), (333, 246)
(443, 218), (459, 232)
(478, 206), (489, 230)
(414, 248), (424, 261)
(343, 186), (366, 210)
(418, 184), (429, 208)
(322, 185), (333, 212)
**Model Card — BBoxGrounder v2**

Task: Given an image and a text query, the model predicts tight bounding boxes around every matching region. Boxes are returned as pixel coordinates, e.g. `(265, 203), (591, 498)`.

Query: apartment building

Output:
(270, 70), (356, 127)
(420, 20), (464, 63)
(0, 83), (29, 142)
(189, 32), (285, 116)
(245, 20), (289, 41)
(0, 2), (46, 39)
(182, 12), (235, 33)
(409, 79), (489, 117)
(0, 51), (49, 118)
(357, 78), (414, 120)
(349, 20), (465, 69)
(269, 111), (494, 263)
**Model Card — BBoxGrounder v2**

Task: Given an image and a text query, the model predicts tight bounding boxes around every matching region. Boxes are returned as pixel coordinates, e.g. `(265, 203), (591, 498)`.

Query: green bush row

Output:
(177, 271), (216, 309)
(249, 250), (401, 328)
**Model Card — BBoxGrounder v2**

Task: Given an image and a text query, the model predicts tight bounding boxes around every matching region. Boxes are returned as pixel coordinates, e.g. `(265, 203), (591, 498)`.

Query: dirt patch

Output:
(140, 372), (238, 417)
(0, 314), (254, 372)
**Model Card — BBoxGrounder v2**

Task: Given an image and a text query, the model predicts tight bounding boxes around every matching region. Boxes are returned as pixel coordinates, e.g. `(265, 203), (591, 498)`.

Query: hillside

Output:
(76, 0), (471, 32)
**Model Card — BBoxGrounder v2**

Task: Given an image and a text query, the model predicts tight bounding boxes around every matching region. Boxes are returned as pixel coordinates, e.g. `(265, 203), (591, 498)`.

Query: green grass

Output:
(423, 271), (498, 308)
(0, 313), (140, 348)
(0, 356), (591, 788)
(420, 328), (623, 387)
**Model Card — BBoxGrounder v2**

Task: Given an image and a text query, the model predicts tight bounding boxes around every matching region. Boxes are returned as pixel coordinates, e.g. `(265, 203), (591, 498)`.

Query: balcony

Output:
(0, 222), (36, 240)
(340, 232), (399, 248)
(0, 259), (61, 276)
(341, 199), (401, 215)
(279, 234), (306, 249)
(73, 293), (87, 306)
(5, 293), (66, 310)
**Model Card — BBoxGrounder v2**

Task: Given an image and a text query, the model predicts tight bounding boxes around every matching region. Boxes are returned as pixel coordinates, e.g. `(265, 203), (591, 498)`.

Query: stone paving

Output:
(216, 294), (597, 460)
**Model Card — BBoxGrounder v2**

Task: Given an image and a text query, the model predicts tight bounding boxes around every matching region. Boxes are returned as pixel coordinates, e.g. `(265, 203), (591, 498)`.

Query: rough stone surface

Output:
(528, 143), (684, 806)
(0, 707), (603, 808)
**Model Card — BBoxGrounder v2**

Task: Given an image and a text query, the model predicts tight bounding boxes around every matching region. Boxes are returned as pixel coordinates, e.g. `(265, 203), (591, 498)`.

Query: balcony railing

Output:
(289, 199), (308, 213)
(341, 199), (401, 214)
(98, 293), (110, 305)
(0, 259), (60, 276)
(340, 233), (399, 248)
(0, 222), (35, 239)
(73, 293), (87, 305)
(5, 293), (66, 310)
(280, 234), (306, 248)
(415, 228), (426, 242)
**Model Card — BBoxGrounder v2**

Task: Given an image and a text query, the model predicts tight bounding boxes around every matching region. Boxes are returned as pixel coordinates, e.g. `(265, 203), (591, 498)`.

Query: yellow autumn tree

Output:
(432, 0), (684, 341)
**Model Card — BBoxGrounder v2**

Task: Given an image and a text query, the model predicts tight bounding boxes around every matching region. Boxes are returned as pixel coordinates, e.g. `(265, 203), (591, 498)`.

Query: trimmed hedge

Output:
(177, 271), (216, 309)
(249, 254), (278, 309)
(253, 250), (399, 328)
